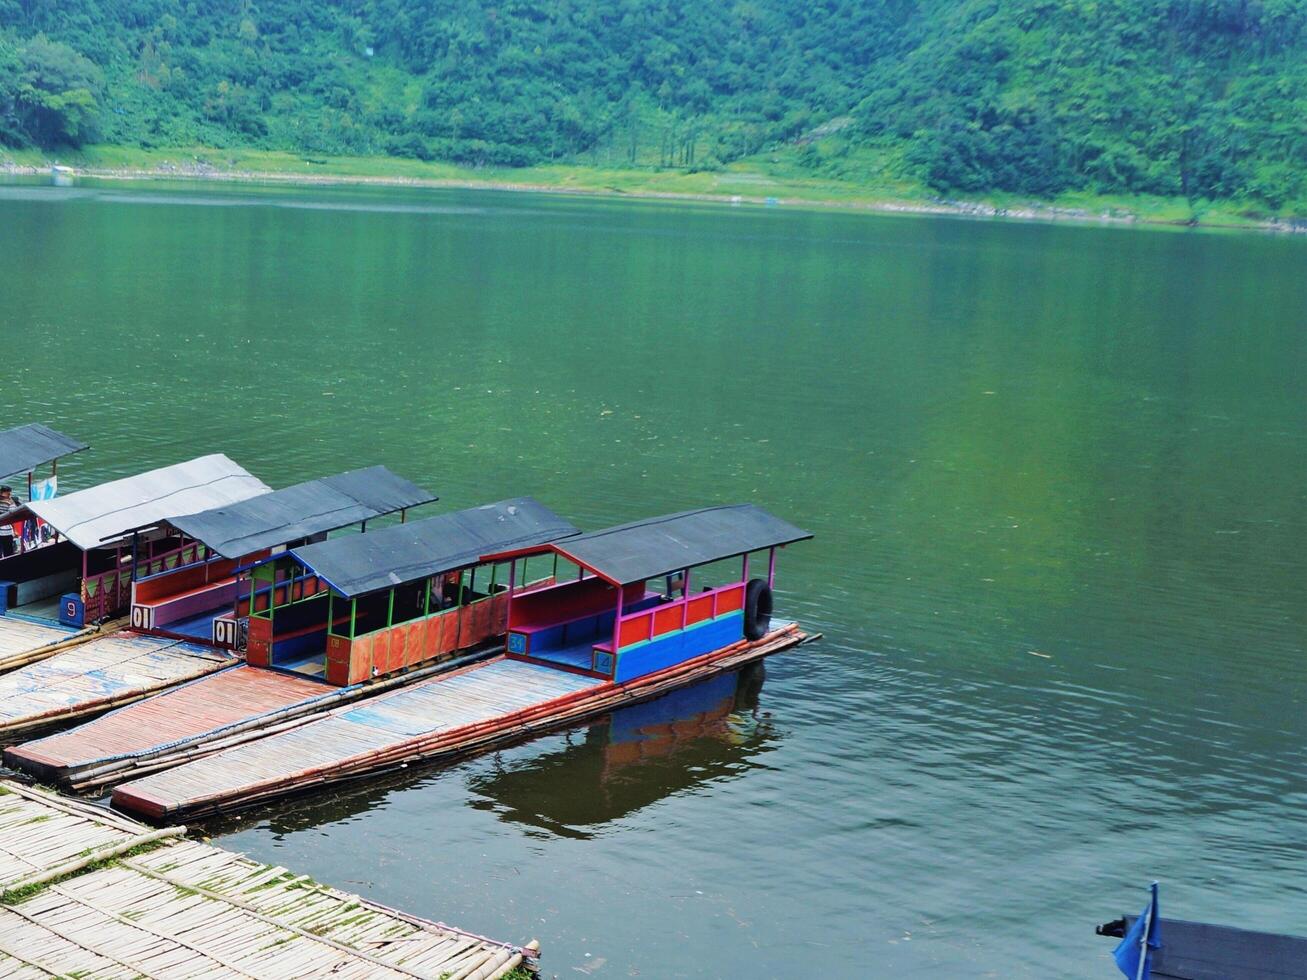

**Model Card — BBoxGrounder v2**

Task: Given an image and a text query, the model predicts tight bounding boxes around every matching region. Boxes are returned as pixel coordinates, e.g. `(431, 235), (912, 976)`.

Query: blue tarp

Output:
(1115, 883), (1162, 979)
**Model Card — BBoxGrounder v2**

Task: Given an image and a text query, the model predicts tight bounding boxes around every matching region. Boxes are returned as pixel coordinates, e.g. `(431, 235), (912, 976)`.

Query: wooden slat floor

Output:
(7, 667), (330, 780)
(0, 618), (88, 674)
(0, 787), (142, 890)
(0, 782), (536, 979)
(0, 632), (232, 736)
(120, 659), (599, 817)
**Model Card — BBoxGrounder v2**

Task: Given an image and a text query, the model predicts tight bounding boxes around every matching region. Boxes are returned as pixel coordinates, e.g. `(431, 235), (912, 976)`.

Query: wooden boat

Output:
(0, 465), (430, 742)
(123, 464), (434, 650)
(6, 496), (577, 787)
(111, 503), (816, 821)
(0, 453), (269, 672)
(0, 423), (94, 669)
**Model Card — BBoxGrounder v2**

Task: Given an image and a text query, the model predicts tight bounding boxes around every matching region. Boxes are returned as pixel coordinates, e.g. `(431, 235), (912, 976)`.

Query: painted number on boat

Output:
(213, 617), (238, 647)
(130, 604), (154, 630)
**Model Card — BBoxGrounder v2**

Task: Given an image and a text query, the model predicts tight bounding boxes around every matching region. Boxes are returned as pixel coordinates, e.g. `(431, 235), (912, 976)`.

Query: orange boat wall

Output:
(324, 592), (510, 686)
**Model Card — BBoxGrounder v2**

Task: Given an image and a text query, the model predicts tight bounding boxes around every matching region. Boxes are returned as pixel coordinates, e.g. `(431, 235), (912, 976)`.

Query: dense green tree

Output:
(0, 0), (1302, 210)
(0, 33), (101, 146)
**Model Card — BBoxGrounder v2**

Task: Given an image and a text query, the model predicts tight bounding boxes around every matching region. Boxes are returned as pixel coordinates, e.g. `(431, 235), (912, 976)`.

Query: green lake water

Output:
(1, 179), (1304, 977)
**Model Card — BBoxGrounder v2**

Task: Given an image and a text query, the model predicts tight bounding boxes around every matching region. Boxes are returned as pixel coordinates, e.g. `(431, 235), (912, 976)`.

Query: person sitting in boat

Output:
(428, 571), (461, 610)
(0, 486), (20, 558)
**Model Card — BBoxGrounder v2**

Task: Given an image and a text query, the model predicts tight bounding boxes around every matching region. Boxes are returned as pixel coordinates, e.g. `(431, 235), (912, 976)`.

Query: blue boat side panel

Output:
(614, 612), (743, 683)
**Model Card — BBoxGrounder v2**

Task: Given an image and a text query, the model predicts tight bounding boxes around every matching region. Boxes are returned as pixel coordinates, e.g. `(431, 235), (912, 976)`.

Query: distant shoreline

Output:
(6, 155), (1305, 235)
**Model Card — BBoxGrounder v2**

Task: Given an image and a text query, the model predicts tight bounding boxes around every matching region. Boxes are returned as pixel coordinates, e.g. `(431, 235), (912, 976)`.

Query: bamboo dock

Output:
(114, 624), (814, 821)
(0, 781), (538, 978)
(0, 616), (99, 675)
(6, 647), (497, 791)
(0, 632), (234, 740)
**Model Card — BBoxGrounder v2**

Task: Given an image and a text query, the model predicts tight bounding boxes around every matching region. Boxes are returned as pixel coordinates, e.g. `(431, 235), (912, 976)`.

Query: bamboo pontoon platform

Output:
(0, 781), (538, 979)
(0, 616), (98, 675)
(114, 623), (815, 821)
(6, 647), (498, 791)
(0, 632), (233, 741)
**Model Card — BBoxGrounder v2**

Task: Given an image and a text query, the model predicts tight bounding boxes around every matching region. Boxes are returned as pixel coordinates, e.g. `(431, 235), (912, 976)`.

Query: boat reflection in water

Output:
(209, 663), (776, 839)
(468, 662), (775, 838)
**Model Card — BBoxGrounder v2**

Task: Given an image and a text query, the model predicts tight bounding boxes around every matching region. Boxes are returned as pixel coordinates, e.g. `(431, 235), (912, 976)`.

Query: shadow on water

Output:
(198, 663), (777, 840)
(467, 663), (774, 838)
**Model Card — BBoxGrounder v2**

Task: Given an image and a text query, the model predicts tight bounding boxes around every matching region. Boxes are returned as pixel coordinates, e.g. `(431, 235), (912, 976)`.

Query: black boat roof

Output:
(287, 496), (579, 598)
(484, 504), (812, 586)
(164, 466), (436, 559)
(0, 423), (88, 479)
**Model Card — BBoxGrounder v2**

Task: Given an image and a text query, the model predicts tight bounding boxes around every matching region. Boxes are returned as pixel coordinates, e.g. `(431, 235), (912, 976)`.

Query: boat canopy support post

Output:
(611, 585), (624, 672)
(505, 558), (517, 630)
(682, 569), (691, 629)
(767, 547), (776, 588)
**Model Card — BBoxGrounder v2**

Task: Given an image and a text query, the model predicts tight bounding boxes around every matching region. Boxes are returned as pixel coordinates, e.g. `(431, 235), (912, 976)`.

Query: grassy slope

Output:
(1, 142), (1288, 231)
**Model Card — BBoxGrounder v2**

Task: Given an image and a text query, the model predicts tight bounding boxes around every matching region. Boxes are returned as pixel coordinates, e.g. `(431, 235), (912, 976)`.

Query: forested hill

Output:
(1, 1), (1304, 210)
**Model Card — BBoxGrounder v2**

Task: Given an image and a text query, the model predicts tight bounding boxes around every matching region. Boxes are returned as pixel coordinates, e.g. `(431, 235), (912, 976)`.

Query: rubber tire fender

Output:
(743, 578), (773, 641)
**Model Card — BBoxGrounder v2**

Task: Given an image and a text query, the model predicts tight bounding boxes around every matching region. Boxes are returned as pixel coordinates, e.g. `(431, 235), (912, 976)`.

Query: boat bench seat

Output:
(516, 591), (663, 633)
(138, 575), (240, 627)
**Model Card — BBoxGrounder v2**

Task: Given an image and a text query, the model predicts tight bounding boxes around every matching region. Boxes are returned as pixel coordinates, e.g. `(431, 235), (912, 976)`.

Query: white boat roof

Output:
(23, 454), (272, 550)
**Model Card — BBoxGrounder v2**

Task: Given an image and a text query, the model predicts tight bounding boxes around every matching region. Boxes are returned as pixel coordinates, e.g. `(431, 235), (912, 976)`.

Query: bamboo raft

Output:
(114, 623), (814, 821)
(0, 632), (233, 741)
(0, 616), (99, 675)
(6, 646), (499, 791)
(0, 781), (538, 979)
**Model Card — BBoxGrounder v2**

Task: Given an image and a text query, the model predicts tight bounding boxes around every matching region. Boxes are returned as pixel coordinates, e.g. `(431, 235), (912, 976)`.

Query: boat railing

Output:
(83, 565), (132, 622)
(133, 541), (210, 582)
(615, 581), (745, 649)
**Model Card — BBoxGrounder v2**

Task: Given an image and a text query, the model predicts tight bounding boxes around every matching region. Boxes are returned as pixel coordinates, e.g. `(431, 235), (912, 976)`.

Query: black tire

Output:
(743, 578), (773, 641)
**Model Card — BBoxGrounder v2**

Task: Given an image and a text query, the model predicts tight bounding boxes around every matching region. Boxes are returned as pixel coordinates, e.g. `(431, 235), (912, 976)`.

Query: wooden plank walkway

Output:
(0, 617), (94, 675)
(115, 625), (812, 821)
(0, 633), (233, 740)
(5, 667), (328, 787)
(0, 782), (538, 979)
(5, 647), (504, 791)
